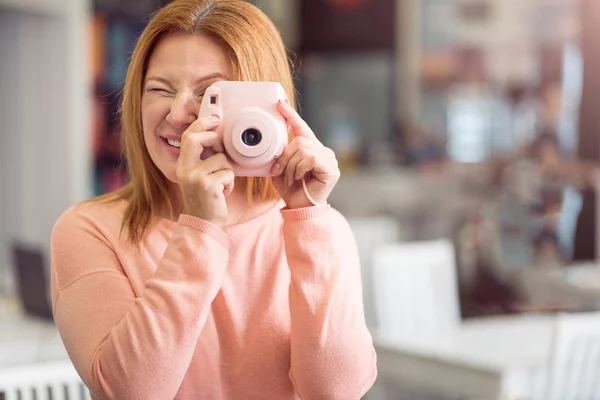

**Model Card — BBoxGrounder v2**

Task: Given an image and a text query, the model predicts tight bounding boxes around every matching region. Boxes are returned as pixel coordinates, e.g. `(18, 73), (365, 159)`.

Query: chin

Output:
(153, 159), (178, 184)
(163, 169), (179, 184)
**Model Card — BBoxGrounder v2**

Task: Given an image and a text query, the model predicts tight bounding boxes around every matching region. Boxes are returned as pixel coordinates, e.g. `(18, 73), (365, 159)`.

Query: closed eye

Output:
(195, 89), (207, 99)
(149, 88), (172, 95)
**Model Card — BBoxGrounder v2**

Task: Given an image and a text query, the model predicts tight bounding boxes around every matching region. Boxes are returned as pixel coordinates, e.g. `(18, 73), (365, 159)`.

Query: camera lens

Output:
(241, 128), (262, 147)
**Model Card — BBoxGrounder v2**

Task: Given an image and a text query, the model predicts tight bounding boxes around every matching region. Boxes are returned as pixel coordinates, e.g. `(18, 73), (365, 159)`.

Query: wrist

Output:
(178, 214), (232, 249)
(181, 210), (227, 229)
(280, 202), (331, 221)
(298, 178), (328, 207)
(284, 198), (314, 210)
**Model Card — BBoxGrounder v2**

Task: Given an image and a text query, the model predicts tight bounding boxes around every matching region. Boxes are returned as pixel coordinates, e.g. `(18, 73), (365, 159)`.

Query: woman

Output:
(50, 0), (377, 399)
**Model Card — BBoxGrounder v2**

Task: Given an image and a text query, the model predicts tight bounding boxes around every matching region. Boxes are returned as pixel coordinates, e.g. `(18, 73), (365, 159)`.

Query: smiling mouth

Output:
(161, 137), (181, 148)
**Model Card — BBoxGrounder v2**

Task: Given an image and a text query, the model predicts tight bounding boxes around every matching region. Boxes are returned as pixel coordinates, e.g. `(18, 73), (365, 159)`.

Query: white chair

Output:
(347, 216), (401, 331)
(540, 311), (600, 400)
(0, 360), (90, 400)
(371, 239), (460, 337)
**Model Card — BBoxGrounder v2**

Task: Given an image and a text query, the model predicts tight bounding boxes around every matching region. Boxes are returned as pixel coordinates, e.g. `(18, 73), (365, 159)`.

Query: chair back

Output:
(0, 361), (89, 400)
(372, 239), (460, 336)
(348, 216), (401, 330)
(544, 311), (600, 400)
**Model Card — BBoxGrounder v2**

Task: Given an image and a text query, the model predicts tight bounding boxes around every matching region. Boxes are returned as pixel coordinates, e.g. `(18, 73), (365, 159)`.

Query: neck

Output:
(166, 178), (277, 226)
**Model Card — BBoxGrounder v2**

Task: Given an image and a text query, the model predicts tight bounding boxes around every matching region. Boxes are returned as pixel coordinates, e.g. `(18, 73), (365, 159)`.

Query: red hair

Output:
(93, 0), (296, 245)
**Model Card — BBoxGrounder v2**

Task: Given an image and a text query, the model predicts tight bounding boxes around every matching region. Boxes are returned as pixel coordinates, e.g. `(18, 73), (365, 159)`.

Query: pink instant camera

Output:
(198, 81), (289, 177)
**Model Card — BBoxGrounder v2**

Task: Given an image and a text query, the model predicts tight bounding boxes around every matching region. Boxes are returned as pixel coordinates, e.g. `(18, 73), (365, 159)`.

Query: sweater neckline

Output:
(156, 199), (285, 232)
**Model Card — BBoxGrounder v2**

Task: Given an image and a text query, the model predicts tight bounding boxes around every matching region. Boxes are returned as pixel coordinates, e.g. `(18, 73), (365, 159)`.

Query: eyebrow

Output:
(144, 76), (174, 87)
(144, 72), (231, 87)
(193, 72), (231, 85)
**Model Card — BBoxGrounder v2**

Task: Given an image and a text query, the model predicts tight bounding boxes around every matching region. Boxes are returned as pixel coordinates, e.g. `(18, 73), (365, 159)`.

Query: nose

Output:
(165, 91), (199, 130)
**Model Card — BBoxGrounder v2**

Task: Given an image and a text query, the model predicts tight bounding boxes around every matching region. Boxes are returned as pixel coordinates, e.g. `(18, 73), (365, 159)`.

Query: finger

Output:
(179, 131), (221, 170)
(270, 137), (309, 176)
(223, 177), (235, 197)
(180, 114), (223, 161)
(294, 156), (318, 181)
(196, 115), (224, 154)
(277, 100), (317, 140)
(296, 148), (339, 183)
(285, 148), (311, 188)
(188, 115), (220, 133)
(210, 169), (235, 196)
(195, 152), (233, 175)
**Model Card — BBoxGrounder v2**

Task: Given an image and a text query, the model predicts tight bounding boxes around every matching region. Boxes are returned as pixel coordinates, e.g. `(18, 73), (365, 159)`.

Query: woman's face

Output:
(141, 33), (233, 182)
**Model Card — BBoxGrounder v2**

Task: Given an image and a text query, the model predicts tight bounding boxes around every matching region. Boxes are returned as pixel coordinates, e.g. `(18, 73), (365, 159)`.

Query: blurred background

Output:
(2, 0), (600, 398)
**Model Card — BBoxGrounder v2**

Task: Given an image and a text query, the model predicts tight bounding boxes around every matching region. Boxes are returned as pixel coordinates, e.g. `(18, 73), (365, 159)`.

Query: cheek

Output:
(141, 97), (169, 141)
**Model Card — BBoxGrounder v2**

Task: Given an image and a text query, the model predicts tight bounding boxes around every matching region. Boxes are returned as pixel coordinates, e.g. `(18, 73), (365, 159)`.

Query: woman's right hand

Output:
(176, 116), (234, 228)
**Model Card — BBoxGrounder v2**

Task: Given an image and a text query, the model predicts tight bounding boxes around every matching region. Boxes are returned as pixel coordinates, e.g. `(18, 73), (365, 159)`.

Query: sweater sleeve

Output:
(281, 205), (377, 400)
(50, 207), (229, 400)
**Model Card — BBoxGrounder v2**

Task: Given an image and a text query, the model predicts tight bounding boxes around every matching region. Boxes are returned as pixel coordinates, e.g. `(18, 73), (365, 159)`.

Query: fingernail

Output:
(210, 115), (220, 123)
(271, 163), (280, 176)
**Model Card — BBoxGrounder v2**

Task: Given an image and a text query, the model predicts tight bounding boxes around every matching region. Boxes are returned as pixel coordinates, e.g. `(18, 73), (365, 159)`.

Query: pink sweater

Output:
(50, 199), (377, 399)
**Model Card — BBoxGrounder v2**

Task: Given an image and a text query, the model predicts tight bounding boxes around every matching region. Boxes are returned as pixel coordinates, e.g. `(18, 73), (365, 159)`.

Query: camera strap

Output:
(301, 177), (329, 207)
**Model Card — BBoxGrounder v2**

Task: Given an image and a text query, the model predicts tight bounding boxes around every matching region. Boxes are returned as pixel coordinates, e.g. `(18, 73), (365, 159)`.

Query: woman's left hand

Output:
(270, 100), (340, 209)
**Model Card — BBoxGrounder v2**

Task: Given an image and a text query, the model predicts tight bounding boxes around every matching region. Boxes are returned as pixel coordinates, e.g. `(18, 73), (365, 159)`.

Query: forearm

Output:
(52, 216), (230, 400)
(282, 207), (377, 399)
